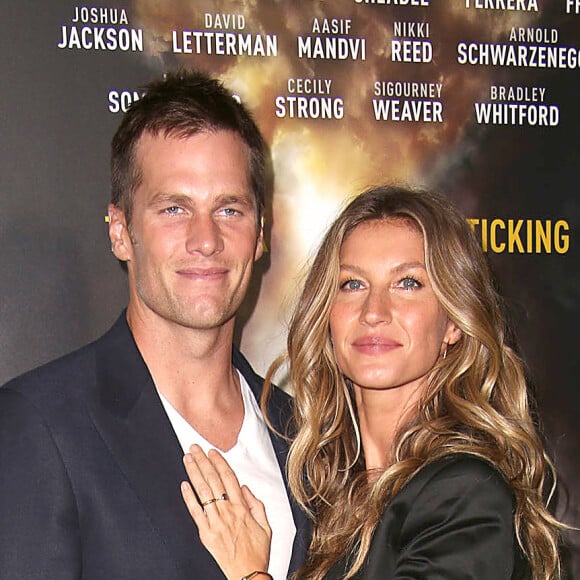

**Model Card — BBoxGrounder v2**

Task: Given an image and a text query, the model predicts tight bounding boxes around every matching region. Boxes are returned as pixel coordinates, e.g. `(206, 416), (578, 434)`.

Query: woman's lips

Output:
(352, 336), (401, 354)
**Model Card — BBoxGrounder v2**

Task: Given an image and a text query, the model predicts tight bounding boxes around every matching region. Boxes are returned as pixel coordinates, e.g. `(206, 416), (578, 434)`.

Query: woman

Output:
(181, 186), (562, 579)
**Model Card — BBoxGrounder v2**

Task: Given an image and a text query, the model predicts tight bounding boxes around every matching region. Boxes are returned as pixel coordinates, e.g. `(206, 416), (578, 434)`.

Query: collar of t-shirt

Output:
(157, 371), (296, 580)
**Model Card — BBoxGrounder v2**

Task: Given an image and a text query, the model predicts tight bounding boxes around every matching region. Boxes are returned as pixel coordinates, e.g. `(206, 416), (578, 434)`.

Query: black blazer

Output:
(327, 454), (530, 579)
(0, 314), (308, 580)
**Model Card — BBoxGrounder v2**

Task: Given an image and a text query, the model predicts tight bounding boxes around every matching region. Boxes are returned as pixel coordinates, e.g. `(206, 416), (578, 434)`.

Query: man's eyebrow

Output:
(148, 192), (192, 206)
(214, 193), (255, 207)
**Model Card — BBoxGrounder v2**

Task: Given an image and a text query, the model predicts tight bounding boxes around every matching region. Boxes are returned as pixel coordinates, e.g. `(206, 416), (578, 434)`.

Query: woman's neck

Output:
(354, 384), (423, 471)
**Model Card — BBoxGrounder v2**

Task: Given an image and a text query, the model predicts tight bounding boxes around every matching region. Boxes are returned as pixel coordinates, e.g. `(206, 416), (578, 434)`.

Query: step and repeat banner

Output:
(1, 0), (578, 572)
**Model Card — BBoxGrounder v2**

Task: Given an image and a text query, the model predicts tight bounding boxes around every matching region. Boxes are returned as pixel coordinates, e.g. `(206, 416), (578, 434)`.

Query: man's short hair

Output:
(111, 69), (267, 225)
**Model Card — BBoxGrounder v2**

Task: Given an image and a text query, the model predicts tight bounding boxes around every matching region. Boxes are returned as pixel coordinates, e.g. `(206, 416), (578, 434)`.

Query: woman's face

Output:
(330, 219), (460, 395)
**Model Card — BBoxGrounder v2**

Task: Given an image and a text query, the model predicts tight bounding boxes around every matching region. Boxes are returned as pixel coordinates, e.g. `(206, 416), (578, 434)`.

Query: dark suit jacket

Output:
(0, 314), (308, 580)
(327, 454), (530, 579)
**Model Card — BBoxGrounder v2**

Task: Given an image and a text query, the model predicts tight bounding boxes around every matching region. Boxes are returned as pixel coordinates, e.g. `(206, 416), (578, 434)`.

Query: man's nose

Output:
(185, 214), (224, 256)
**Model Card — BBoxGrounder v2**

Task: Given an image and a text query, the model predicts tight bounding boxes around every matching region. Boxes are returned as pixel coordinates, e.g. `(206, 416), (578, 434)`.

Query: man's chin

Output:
(173, 303), (237, 331)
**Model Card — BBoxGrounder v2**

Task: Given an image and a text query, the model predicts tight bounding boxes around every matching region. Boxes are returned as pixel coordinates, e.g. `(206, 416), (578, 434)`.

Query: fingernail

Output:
(184, 453), (193, 464)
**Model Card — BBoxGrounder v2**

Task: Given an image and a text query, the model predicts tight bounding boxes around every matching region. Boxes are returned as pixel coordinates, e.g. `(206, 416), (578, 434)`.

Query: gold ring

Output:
(201, 493), (228, 507)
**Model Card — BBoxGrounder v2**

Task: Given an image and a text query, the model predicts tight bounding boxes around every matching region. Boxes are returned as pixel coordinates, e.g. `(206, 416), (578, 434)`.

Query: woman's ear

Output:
(444, 320), (462, 346)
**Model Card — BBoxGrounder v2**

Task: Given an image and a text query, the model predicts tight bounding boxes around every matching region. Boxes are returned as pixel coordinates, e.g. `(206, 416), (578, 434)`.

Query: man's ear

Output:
(254, 217), (265, 261)
(108, 204), (132, 262)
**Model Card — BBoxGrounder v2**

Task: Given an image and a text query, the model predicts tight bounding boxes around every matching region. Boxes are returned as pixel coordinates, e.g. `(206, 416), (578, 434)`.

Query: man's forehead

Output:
(131, 131), (254, 199)
(133, 130), (250, 177)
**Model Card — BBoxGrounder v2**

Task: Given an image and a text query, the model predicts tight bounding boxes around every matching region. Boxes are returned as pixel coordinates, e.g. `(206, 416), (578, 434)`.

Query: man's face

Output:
(109, 130), (263, 333)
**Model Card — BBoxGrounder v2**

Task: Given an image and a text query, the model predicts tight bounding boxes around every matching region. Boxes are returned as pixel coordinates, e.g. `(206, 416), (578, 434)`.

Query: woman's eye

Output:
(398, 277), (422, 290)
(340, 279), (364, 291)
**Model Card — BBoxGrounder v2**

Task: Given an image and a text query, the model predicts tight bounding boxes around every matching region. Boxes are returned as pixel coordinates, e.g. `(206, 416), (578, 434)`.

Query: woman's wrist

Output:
(240, 571), (273, 580)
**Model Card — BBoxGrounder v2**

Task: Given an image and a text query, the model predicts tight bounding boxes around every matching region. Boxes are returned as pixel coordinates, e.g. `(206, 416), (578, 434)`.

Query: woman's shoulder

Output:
(367, 454), (528, 579)
(402, 452), (511, 498)
(384, 452), (514, 528)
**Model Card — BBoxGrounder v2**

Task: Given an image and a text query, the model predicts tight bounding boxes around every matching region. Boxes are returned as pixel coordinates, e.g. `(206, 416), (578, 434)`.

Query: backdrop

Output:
(1, 0), (578, 574)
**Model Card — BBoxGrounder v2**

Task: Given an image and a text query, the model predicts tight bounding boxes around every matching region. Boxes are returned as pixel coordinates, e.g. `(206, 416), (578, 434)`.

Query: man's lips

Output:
(352, 336), (401, 353)
(176, 267), (228, 280)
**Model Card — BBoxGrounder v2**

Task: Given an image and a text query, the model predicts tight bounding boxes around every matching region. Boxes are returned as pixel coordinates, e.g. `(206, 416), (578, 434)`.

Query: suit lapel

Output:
(87, 315), (222, 579)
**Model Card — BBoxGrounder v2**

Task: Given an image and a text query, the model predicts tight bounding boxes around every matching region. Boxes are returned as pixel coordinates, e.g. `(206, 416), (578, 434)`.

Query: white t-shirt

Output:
(158, 372), (296, 580)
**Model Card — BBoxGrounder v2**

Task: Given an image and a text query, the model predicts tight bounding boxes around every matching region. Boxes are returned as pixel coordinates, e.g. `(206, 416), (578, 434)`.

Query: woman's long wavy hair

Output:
(263, 185), (561, 579)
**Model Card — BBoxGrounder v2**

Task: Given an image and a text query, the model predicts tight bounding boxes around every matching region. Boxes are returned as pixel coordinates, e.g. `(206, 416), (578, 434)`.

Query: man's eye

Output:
(220, 207), (240, 217)
(163, 206), (182, 215)
(340, 279), (364, 291)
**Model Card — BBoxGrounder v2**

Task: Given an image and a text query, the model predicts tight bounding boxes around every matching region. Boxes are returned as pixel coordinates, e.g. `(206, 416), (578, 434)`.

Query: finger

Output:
(188, 445), (229, 501)
(180, 480), (209, 533)
(241, 485), (271, 537)
(206, 448), (245, 503)
(183, 448), (219, 509)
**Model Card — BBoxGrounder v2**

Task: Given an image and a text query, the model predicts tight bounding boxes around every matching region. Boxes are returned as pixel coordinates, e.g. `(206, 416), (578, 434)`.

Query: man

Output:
(0, 71), (307, 579)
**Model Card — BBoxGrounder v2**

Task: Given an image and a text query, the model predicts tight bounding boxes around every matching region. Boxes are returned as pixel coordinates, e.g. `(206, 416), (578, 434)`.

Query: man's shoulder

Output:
(0, 340), (101, 435)
(3, 338), (97, 395)
(1, 314), (127, 403)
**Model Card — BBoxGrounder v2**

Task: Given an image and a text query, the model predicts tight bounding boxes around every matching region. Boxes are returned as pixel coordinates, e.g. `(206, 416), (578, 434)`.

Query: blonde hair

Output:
(263, 186), (561, 579)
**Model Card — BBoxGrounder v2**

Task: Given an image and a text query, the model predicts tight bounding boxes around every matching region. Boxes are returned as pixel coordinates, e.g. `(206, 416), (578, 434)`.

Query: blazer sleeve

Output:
(0, 388), (81, 580)
(387, 457), (519, 579)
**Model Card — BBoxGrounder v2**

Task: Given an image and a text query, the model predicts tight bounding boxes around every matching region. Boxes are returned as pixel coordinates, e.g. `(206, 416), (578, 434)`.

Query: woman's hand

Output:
(181, 444), (272, 580)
